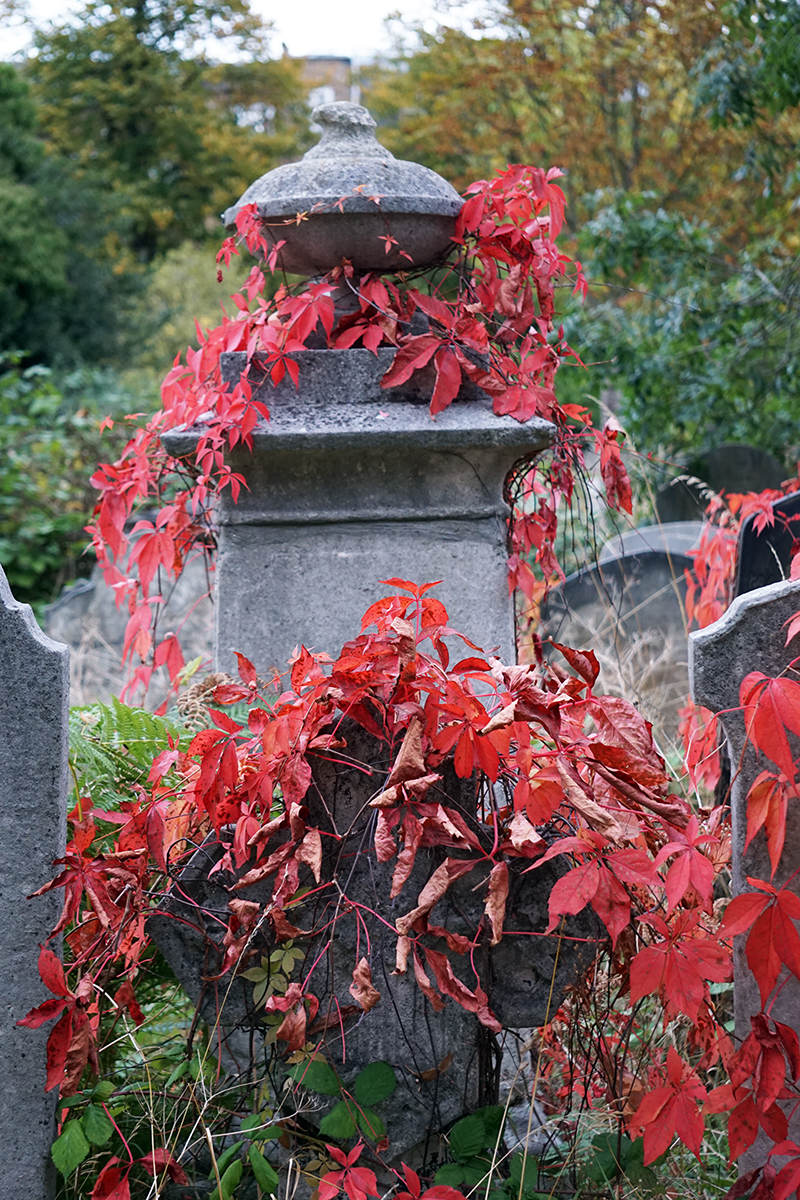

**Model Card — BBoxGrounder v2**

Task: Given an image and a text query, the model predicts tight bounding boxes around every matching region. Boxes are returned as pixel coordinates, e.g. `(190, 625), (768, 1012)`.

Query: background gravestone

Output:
(690, 578), (800, 1170)
(655, 444), (785, 524)
(734, 491), (800, 596)
(45, 553), (213, 707)
(542, 522), (704, 746)
(0, 566), (69, 1200)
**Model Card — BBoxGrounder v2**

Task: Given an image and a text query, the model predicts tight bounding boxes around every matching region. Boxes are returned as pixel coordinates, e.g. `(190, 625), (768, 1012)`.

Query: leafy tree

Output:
(0, 355), (130, 607)
(365, 0), (765, 229)
(559, 192), (800, 462)
(0, 63), (69, 354)
(27, 0), (309, 264)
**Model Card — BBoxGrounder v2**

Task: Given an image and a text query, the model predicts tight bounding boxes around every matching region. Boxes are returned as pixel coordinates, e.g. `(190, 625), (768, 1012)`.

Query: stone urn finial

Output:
(222, 100), (462, 276)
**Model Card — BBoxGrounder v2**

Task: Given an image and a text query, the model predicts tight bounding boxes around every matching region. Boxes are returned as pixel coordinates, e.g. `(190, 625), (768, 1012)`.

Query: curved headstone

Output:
(0, 567), (69, 1200)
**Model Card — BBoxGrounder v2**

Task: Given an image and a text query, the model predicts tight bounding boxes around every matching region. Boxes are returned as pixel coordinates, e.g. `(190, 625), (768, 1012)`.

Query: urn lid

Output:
(222, 101), (463, 275)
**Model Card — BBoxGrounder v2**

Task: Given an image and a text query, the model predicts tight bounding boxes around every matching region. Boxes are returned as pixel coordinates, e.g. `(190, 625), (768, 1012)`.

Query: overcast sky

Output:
(3, 0), (485, 61)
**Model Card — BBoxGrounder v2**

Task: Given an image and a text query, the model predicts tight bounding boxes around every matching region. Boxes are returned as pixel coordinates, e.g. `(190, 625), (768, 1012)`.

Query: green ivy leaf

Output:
(288, 1057), (341, 1096)
(449, 1114), (488, 1161)
(166, 1061), (189, 1087)
(241, 1113), (279, 1140)
(211, 1158), (243, 1200)
(249, 1146), (280, 1194)
(51, 1119), (90, 1177)
(82, 1104), (114, 1146)
(356, 1107), (385, 1139)
(434, 1163), (466, 1186)
(353, 1061), (396, 1106)
(319, 1100), (357, 1139)
(210, 1141), (244, 1179)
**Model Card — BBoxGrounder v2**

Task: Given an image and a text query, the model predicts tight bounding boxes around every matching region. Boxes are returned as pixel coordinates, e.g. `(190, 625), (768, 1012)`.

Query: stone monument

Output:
(0, 566), (69, 1200)
(162, 101), (556, 679)
(149, 102), (598, 1171)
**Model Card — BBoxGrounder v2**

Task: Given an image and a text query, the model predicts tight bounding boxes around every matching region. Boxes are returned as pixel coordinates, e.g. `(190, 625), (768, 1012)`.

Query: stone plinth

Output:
(689, 579), (800, 1169)
(163, 348), (554, 679)
(0, 566), (69, 1200)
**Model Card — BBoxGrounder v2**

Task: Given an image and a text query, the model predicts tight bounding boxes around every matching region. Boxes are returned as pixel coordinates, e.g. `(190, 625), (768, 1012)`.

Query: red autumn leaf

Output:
(549, 641), (600, 687)
(741, 672), (800, 780)
(590, 862), (631, 947)
(631, 1047), (705, 1164)
(91, 1159), (131, 1200)
(380, 335), (441, 389)
(139, 1148), (189, 1185)
(350, 958), (381, 1012)
(546, 859), (601, 930)
(745, 772), (789, 878)
(430, 346), (462, 415)
(484, 862), (509, 945)
(423, 948), (501, 1031)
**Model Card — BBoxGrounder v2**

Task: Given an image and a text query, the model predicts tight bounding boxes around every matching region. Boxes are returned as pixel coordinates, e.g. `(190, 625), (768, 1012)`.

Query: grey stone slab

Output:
(598, 521), (705, 564)
(542, 550), (692, 744)
(690, 579), (800, 1170)
(0, 566), (69, 1200)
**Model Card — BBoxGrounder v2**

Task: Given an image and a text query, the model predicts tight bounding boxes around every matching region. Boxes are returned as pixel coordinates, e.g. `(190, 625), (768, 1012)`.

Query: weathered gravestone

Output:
(149, 99), (598, 1171)
(0, 566), (69, 1200)
(542, 522), (704, 744)
(690, 578), (800, 1170)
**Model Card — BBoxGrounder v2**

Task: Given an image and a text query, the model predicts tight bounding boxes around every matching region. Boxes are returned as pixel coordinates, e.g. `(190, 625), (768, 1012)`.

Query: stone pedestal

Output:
(163, 348), (554, 677)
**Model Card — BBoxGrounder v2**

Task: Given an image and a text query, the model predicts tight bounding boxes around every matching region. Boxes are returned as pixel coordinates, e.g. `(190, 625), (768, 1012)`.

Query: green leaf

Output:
(210, 1141), (244, 1179)
(356, 1107), (385, 1139)
(353, 1061), (396, 1106)
(241, 1114), (279, 1140)
(461, 1157), (494, 1188)
(475, 1105), (505, 1145)
(51, 1119), (90, 1176)
(240, 967), (268, 982)
(166, 1060), (189, 1087)
(288, 1057), (341, 1096)
(587, 1133), (632, 1184)
(434, 1164), (466, 1186)
(211, 1158), (243, 1200)
(249, 1146), (280, 1194)
(91, 1081), (114, 1103)
(82, 1104), (114, 1146)
(450, 1114), (488, 1162)
(319, 1100), (358, 1139)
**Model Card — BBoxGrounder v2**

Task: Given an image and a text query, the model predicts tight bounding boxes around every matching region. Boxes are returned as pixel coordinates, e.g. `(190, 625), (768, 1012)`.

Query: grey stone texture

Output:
(690, 578), (800, 1168)
(163, 348), (554, 680)
(0, 566), (69, 1200)
(223, 102), (463, 275)
(543, 525), (701, 745)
